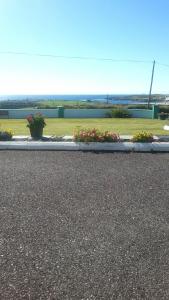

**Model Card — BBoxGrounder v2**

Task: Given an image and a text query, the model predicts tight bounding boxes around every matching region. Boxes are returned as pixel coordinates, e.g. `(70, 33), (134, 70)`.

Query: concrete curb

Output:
(0, 141), (79, 151)
(0, 141), (169, 152)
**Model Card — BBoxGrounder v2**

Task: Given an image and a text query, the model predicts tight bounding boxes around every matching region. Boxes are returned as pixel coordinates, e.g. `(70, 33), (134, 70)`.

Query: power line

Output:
(1, 51), (169, 68)
(156, 61), (169, 68)
(0, 51), (153, 63)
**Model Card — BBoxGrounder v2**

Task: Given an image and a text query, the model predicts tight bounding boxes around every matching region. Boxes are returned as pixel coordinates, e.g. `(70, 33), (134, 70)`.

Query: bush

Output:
(111, 108), (131, 118)
(0, 129), (13, 141)
(132, 131), (154, 143)
(159, 106), (169, 113)
(105, 111), (112, 118)
(73, 128), (120, 143)
(128, 104), (150, 109)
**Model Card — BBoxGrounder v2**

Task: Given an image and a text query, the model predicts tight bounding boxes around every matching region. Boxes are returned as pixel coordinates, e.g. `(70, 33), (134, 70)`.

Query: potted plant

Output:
(26, 113), (46, 139)
(158, 112), (168, 120)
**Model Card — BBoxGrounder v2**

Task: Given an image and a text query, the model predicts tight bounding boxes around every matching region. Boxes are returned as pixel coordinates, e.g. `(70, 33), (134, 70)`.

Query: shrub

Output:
(132, 131), (154, 143)
(73, 128), (120, 143)
(111, 108), (131, 118)
(0, 129), (13, 141)
(128, 104), (150, 109)
(105, 111), (112, 118)
(159, 106), (169, 113)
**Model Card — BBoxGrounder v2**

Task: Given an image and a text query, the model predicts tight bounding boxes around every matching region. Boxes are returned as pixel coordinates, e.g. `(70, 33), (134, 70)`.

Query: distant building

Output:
(165, 96), (169, 103)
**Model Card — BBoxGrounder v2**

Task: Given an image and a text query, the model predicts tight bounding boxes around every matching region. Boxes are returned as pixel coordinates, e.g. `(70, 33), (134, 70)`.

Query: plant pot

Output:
(159, 114), (168, 120)
(30, 126), (43, 139)
(159, 116), (167, 120)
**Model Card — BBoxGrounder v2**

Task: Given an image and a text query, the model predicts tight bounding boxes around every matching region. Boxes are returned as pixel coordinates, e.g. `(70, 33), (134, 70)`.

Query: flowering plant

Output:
(132, 131), (154, 143)
(0, 129), (13, 141)
(73, 128), (120, 143)
(26, 113), (46, 129)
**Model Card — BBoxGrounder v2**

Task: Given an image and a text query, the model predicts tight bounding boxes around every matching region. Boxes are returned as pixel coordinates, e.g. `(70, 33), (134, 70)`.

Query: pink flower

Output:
(27, 115), (33, 123)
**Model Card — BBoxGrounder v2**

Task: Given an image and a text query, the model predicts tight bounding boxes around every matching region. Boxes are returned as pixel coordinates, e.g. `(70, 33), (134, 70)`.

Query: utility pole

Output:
(106, 94), (109, 104)
(148, 60), (155, 108)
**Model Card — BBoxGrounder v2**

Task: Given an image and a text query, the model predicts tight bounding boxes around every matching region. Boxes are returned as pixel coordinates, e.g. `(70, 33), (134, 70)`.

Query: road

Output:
(0, 151), (169, 299)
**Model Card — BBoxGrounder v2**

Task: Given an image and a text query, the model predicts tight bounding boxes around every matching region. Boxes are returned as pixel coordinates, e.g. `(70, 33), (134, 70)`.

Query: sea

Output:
(0, 94), (156, 104)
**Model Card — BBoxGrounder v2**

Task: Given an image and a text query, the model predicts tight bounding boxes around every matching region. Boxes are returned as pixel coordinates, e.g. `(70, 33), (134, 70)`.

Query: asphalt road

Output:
(0, 151), (169, 299)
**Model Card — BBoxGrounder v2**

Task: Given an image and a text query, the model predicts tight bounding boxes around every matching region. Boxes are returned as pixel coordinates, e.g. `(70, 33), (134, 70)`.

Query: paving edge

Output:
(1, 141), (169, 152)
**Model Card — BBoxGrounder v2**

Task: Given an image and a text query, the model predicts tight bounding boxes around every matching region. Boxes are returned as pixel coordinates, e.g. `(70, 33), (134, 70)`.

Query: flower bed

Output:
(0, 115), (167, 144)
(73, 128), (120, 143)
(0, 131), (169, 152)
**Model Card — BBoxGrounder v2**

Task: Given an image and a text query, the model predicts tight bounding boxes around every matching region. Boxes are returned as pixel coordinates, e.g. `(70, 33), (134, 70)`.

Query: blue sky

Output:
(0, 0), (169, 94)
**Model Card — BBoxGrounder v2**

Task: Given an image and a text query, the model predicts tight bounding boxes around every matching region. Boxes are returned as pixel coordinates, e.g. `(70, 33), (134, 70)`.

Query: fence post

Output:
(152, 105), (159, 119)
(58, 106), (64, 118)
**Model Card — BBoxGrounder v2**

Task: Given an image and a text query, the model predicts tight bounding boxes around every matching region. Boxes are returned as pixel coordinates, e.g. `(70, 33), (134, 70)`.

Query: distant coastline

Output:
(0, 94), (166, 104)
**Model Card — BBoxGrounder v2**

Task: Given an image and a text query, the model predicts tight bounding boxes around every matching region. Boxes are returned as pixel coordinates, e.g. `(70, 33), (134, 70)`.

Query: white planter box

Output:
(132, 143), (153, 152)
(152, 142), (169, 152)
(0, 141), (80, 151)
(78, 142), (133, 151)
(0, 140), (169, 152)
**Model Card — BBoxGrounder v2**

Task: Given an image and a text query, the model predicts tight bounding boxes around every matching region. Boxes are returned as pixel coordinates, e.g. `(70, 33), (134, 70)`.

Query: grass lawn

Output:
(0, 118), (168, 136)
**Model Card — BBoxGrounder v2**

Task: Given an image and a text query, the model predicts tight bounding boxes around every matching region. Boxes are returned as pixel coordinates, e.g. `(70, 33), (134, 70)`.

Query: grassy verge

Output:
(0, 118), (167, 136)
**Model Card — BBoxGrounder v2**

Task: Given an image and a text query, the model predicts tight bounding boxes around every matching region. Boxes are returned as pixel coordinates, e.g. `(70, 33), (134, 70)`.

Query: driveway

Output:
(0, 151), (169, 299)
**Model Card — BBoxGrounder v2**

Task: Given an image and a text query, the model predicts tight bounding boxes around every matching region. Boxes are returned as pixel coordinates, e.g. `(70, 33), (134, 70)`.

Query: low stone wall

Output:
(64, 108), (154, 119)
(0, 109), (59, 119)
(128, 109), (153, 119)
(64, 109), (110, 118)
(0, 106), (158, 119)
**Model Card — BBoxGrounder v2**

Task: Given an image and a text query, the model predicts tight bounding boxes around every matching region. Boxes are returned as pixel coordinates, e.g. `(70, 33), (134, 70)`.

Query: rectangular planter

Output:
(0, 141), (80, 151)
(78, 142), (133, 151)
(132, 143), (153, 152)
(0, 141), (169, 152)
(152, 142), (169, 152)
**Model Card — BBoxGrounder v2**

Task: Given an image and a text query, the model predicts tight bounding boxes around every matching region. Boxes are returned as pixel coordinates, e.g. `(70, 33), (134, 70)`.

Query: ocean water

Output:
(0, 94), (151, 104)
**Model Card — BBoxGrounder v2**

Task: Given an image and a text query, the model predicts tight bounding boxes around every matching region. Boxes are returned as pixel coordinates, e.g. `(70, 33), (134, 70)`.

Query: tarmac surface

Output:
(0, 151), (169, 299)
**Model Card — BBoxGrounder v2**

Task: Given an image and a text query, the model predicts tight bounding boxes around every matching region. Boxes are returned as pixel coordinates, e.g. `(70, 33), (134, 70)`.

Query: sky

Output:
(0, 0), (169, 95)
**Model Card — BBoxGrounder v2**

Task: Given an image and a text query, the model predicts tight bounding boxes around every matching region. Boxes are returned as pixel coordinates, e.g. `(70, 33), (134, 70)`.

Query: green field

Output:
(0, 118), (168, 136)
(37, 100), (123, 109)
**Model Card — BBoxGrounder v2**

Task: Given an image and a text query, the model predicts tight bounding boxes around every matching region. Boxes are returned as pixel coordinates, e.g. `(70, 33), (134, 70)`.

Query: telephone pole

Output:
(148, 60), (155, 108)
(106, 94), (109, 104)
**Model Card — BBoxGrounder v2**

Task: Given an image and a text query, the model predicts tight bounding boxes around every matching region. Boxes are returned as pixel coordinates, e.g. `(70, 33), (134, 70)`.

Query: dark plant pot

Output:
(30, 126), (43, 139)
(159, 115), (167, 120)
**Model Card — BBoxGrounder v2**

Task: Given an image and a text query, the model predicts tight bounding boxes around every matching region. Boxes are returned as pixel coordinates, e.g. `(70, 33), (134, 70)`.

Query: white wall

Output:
(64, 109), (110, 118)
(8, 109), (59, 119)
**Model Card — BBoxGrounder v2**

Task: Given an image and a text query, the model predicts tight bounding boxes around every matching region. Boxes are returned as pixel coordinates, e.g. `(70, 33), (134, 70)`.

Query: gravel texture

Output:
(0, 151), (169, 299)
